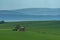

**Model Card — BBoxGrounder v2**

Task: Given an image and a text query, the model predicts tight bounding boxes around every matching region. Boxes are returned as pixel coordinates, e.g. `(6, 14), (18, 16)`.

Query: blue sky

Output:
(0, 0), (60, 10)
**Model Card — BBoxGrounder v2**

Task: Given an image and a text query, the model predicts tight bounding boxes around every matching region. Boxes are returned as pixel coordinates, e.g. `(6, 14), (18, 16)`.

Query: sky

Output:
(0, 0), (60, 10)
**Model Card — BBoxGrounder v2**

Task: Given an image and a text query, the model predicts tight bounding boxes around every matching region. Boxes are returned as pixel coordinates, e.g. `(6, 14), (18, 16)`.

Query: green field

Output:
(0, 21), (60, 40)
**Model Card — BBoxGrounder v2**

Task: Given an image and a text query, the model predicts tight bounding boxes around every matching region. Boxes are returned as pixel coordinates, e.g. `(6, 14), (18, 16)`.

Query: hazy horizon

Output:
(0, 0), (60, 21)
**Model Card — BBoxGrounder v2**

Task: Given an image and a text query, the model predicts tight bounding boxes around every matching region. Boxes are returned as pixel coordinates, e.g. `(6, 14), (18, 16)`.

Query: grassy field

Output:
(0, 21), (60, 40)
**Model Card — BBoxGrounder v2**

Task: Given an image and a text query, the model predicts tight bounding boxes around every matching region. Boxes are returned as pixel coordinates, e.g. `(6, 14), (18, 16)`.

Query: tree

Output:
(0, 20), (5, 24)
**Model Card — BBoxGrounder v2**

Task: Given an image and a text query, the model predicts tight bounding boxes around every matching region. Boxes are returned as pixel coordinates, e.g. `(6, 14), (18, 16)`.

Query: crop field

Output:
(0, 21), (60, 40)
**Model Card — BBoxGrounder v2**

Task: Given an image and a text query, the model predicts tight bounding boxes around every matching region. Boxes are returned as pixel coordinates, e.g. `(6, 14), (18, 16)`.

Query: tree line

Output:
(0, 20), (5, 24)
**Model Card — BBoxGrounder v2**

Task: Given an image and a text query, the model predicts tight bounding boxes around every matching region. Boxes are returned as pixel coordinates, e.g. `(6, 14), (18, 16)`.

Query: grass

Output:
(0, 21), (60, 40)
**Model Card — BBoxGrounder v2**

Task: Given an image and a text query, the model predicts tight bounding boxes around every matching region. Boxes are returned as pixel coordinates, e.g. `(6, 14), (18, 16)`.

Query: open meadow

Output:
(0, 21), (60, 40)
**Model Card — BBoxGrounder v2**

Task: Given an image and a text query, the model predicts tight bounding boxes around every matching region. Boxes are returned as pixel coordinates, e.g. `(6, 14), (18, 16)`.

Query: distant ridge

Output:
(0, 8), (60, 15)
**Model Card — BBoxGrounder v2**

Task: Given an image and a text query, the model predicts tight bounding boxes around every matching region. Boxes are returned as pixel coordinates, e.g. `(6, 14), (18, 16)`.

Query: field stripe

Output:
(0, 29), (60, 37)
(0, 29), (11, 30)
(26, 31), (60, 37)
